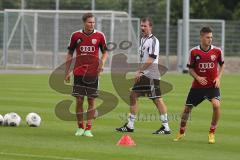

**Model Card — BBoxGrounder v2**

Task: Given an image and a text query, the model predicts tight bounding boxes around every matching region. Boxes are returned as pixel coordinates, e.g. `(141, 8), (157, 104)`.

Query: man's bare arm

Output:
(65, 51), (73, 82)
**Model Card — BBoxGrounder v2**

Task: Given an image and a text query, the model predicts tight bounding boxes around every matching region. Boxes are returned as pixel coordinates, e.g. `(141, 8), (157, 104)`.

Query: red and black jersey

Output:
(187, 45), (224, 88)
(68, 29), (107, 76)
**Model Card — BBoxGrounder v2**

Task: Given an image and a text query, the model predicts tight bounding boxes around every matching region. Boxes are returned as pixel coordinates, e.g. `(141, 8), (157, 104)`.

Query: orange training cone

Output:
(116, 134), (136, 146)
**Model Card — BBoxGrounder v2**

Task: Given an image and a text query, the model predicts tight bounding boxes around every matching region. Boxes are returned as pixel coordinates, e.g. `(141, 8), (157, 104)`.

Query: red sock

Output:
(209, 122), (216, 134)
(180, 121), (186, 134)
(86, 124), (92, 130)
(78, 122), (84, 129)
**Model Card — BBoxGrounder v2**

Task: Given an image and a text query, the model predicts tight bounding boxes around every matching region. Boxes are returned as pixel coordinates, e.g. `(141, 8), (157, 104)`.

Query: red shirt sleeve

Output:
(187, 50), (195, 68)
(218, 49), (224, 66)
(99, 33), (107, 53)
(67, 33), (80, 54)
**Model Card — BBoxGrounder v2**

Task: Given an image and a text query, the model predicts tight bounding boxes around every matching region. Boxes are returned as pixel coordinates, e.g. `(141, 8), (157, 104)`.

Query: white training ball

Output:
(7, 112), (21, 127)
(26, 113), (41, 127)
(3, 113), (11, 126)
(0, 114), (4, 126)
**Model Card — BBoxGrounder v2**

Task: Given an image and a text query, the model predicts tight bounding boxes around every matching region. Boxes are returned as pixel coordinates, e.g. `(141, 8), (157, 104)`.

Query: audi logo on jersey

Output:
(80, 46), (96, 52)
(198, 62), (215, 71)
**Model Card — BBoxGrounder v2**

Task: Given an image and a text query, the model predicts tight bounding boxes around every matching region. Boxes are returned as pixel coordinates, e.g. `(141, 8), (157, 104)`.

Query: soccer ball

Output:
(26, 113), (41, 127)
(0, 114), (3, 126)
(3, 113), (11, 126)
(7, 112), (21, 126)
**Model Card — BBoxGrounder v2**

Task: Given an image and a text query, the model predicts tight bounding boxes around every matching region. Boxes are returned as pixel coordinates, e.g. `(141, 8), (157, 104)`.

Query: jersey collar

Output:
(199, 45), (212, 53)
(142, 33), (153, 39)
(81, 29), (95, 36)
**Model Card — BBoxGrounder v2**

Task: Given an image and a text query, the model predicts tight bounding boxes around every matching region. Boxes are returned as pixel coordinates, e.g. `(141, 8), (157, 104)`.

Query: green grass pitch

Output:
(0, 73), (239, 160)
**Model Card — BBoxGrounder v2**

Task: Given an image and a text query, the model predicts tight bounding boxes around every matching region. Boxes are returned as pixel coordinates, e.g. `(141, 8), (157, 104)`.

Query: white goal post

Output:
(2, 9), (140, 69)
(177, 19), (225, 72)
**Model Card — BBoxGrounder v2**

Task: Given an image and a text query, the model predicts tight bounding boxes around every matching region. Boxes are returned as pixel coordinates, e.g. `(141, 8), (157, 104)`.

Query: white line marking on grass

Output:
(0, 152), (86, 160)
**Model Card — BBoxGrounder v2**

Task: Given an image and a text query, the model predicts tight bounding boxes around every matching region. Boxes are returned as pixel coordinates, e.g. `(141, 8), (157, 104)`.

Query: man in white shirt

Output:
(116, 17), (171, 134)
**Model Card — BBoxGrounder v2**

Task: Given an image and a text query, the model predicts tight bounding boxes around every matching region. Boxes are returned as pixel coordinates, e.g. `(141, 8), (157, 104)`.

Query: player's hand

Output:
(196, 76), (208, 86)
(213, 77), (220, 88)
(97, 61), (104, 76)
(64, 72), (71, 84)
(97, 65), (104, 76)
(98, 68), (103, 76)
(135, 70), (143, 83)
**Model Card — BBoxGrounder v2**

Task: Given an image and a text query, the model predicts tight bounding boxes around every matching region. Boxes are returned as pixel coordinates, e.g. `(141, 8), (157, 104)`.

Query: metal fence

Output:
(1, 10), (140, 69)
(225, 21), (240, 56)
(1, 0), (240, 70)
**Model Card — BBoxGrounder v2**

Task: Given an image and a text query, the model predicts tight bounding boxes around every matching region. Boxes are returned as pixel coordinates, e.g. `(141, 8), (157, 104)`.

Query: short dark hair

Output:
(141, 17), (153, 26)
(82, 13), (94, 22)
(200, 26), (213, 35)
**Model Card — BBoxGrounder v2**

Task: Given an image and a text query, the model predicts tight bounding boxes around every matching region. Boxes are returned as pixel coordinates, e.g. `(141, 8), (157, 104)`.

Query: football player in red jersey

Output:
(65, 13), (108, 137)
(174, 27), (225, 144)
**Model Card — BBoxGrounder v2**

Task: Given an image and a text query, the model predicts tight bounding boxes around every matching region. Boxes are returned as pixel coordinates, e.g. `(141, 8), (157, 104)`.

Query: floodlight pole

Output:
(20, 0), (25, 65)
(53, 0), (59, 69)
(92, 0), (95, 10)
(165, 0), (170, 69)
(182, 0), (189, 73)
(128, 0), (132, 54)
(33, 13), (38, 66)
(128, 0), (132, 17)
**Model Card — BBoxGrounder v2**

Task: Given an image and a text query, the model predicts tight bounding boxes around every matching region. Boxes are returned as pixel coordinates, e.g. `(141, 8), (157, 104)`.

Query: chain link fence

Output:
(1, 9), (140, 69)
(1, 0), (240, 71)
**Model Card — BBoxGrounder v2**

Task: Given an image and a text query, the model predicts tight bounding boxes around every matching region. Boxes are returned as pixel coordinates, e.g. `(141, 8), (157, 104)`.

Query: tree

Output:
(232, 1), (240, 20)
(0, 0), (239, 22)
(190, 0), (232, 20)
(0, 0), (21, 10)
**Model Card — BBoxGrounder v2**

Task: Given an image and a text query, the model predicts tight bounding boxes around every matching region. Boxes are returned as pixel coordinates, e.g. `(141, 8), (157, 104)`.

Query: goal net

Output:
(2, 9), (140, 69)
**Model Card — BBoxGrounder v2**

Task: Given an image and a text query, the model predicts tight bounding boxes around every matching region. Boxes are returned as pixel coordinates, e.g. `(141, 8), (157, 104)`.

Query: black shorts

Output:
(132, 75), (161, 99)
(72, 76), (98, 98)
(186, 88), (221, 107)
